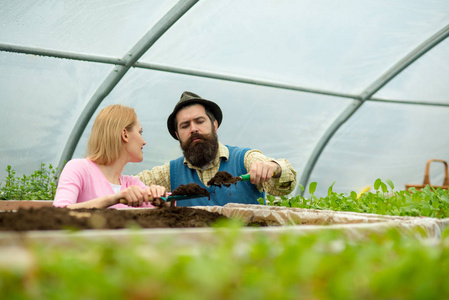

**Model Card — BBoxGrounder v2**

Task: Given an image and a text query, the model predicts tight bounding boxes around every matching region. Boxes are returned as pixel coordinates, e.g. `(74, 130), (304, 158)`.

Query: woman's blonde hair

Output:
(86, 104), (137, 165)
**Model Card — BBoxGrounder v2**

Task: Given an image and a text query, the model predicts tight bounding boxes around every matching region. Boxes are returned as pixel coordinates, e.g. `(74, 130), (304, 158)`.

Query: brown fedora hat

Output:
(167, 91), (223, 140)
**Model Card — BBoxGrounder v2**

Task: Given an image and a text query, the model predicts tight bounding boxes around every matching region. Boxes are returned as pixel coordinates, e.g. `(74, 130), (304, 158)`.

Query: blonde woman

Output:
(53, 104), (166, 209)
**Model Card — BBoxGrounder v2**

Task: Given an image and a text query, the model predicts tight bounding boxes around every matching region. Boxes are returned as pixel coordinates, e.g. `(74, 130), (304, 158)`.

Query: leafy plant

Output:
(1, 226), (449, 299)
(0, 164), (59, 200)
(265, 179), (449, 218)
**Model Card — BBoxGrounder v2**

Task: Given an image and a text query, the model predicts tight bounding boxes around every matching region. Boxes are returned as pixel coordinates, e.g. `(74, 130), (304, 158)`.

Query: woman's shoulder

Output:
(64, 158), (89, 167)
(120, 174), (145, 187)
(63, 158), (96, 172)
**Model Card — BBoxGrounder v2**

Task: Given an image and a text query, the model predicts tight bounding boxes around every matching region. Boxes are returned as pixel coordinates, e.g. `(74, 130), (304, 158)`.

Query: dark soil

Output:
(172, 183), (210, 199)
(207, 171), (242, 187)
(0, 206), (229, 231)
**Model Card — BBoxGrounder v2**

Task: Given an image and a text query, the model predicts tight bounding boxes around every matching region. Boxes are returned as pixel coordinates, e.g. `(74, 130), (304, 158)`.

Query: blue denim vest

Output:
(170, 145), (265, 206)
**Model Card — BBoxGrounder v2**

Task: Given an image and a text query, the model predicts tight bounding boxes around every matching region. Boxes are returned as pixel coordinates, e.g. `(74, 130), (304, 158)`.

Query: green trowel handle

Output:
(239, 169), (281, 182)
(239, 174), (251, 181)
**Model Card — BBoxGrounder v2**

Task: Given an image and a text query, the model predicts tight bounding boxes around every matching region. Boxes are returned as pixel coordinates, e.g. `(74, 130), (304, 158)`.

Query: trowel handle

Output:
(239, 169), (280, 182)
(119, 197), (169, 205)
(239, 174), (251, 181)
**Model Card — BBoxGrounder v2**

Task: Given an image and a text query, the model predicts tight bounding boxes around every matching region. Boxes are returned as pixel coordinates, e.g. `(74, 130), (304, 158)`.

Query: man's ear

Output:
(213, 120), (218, 132)
(121, 129), (128, 142)
(175, 131), (179, 140)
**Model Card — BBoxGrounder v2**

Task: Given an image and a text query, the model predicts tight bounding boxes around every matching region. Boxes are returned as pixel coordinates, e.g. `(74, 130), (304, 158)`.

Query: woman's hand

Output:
(117, 185), (150, 207)
(117, 185), (167, 208)
(146, 185), (169, 208)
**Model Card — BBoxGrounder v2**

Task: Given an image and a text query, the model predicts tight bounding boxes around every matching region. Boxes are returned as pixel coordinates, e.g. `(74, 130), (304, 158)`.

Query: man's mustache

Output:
(187, 132), (206, 145)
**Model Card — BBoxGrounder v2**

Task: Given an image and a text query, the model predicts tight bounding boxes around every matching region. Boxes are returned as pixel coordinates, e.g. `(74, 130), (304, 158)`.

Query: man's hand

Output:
(249, 161), (281, 185)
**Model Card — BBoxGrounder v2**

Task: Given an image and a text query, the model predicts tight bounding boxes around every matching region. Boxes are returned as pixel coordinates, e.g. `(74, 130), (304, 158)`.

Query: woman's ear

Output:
(121, 129), (128, 143)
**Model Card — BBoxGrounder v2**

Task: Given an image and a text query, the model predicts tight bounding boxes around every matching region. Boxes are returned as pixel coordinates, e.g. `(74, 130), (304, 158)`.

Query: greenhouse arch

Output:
(1, 0), (449, 196)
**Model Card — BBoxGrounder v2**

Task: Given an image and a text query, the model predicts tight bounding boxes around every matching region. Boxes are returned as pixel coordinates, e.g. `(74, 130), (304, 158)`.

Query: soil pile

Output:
(207, 171), (242, 187)
(0, 206), (228, 231)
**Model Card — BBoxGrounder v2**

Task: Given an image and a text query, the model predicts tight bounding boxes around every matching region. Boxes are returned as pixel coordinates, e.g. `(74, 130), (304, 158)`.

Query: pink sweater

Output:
(53, 158), (154, 209)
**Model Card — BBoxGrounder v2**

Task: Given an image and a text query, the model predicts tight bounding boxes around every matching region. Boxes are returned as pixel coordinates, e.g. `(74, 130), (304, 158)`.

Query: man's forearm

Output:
(245, 150), (297, 195)
(137, 163), (172, 191)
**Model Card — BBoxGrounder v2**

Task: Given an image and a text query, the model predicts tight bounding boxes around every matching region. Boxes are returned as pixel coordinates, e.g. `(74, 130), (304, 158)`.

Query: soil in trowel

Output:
(207, 171), (242, 187)
(171, 183), (210, 199)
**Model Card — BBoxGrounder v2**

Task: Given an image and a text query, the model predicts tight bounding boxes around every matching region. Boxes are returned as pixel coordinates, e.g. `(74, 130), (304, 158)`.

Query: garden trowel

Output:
(119, 194), (209, 207)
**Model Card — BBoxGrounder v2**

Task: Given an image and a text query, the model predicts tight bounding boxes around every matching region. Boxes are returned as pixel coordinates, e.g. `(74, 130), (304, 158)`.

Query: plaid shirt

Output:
(137, 142), (297, 196)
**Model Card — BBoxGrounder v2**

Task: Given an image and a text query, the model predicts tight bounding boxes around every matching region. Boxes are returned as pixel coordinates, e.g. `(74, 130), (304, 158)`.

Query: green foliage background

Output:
(1, 226), (449, 300)
(263, 179), (449, 219)
(0, 164), (59, 200)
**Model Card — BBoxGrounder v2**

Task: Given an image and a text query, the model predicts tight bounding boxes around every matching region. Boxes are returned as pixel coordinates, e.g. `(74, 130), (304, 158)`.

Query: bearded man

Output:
(137, 91), (297, 206)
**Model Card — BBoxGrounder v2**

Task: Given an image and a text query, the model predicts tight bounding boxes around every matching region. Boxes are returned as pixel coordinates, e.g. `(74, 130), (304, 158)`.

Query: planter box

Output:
(0, 202), (447, 248)
(197, 203), (449, 238)
(1, 203), (447, 299)
(0, 200), (53, 211)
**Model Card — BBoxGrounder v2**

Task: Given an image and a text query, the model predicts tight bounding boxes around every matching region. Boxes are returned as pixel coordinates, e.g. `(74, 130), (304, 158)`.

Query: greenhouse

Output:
(1, 1), (449, 299)
(1, 0), (449, 196)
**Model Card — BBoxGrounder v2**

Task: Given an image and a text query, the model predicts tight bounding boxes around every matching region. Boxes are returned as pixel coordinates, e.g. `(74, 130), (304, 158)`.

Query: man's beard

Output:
(180, 131), (219, 168)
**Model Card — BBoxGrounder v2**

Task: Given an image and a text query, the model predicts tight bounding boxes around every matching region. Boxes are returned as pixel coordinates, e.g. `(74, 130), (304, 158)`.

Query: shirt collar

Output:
(183, 142), (228, 170)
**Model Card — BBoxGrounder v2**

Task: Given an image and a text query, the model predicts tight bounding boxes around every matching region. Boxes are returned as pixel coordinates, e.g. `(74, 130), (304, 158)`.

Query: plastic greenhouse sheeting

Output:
(1, 0), (449, 197)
